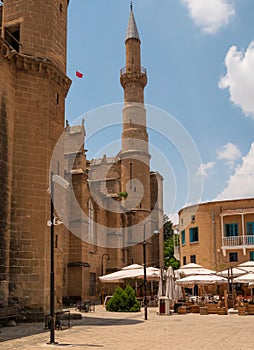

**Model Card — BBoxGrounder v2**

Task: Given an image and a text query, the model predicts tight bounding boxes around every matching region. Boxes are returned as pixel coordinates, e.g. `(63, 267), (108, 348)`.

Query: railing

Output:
(222, 235), (254, 247)
(120, 65), (146, 76)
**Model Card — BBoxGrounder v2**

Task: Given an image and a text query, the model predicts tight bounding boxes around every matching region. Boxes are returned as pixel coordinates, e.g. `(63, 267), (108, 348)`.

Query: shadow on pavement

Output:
(74, 316), (144, 327)
(0, 316), (144, 342)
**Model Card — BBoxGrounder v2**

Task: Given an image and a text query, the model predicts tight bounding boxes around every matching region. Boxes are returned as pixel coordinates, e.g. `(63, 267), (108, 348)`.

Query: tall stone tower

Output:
(0, 0), (71, 318)
(120, 5), (156, 263)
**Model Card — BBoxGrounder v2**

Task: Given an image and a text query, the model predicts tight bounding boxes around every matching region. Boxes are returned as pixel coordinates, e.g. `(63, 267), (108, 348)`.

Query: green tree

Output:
(163, 214), (180, 269)
(106, 284), (141, 312)
(163, 214), (173, 240)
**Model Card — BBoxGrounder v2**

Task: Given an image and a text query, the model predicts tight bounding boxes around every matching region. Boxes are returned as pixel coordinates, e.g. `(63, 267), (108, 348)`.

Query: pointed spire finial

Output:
(126, 1), (140, 41)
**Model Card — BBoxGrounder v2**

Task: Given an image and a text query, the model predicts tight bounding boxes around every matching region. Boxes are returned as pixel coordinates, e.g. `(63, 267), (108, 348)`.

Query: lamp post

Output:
(100, 253), (110, 305)
(143, 220), (160, 320)
(101, 253), (110, 276)
(48, 173), (69, 345)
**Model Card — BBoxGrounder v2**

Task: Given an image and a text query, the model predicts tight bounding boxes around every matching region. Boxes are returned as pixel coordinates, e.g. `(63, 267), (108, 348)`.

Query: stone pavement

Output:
(0, 305), (254, 350)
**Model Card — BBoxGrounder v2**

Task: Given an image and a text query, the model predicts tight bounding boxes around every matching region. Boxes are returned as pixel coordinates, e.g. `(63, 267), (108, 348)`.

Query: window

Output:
(189, 227), (199, 243)
(225, 223), (238, 237)
(183, 256), (186, 265)
(5, 24), (21, 52)
(229, 252), (238, 262)
(88, 200), (94, 243)
(89, 273), (96, 296)
(129, 162), (133, 189)
(181, 230), (185, 245)
(191, 215), (195, 223)
(190, 255), (196, 263)
(250, 251), (254, 261)
(247, 222), (254, 235)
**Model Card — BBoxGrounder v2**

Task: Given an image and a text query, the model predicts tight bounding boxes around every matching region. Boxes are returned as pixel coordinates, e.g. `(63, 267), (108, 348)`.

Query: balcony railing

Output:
(120, 66), (146, 76)
(222, 235), (254, 247)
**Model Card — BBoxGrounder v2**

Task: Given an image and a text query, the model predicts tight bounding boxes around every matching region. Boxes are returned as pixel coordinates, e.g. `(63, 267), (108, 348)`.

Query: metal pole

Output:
(142, 220), (159, 320)
(143, 239), (147, 320)
(49, 172), (56, 344)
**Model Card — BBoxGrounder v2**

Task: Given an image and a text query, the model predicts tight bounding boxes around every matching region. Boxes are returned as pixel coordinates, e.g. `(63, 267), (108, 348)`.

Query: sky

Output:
(66, 0), (254, 223)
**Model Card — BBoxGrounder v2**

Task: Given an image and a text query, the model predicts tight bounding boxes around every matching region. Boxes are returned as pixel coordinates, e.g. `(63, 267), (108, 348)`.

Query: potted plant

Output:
(247, 298), (254, 315)
(119, 191), (128, 199)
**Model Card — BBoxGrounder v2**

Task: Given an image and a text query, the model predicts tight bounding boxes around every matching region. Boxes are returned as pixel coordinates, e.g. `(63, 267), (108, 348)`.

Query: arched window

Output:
(88, 200), (94, 242)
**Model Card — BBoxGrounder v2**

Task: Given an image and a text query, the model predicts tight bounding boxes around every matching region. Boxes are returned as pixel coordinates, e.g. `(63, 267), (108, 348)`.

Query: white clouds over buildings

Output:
(219, 41), (254, 118)
(197, 161), (215, 176)
(216, 142), (254, 200)
(181, 0), (235, 34)
(217, 142), (242, 168)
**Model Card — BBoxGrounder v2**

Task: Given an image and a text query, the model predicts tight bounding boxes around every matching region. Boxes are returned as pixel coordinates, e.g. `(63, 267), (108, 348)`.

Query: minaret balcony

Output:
(120, 65), (147, 75)
(120, 66), (147, 88)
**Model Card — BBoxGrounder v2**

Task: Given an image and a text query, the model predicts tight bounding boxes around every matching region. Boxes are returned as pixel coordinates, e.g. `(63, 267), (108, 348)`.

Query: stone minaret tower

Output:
(120, 4), (152, 262)
(0, 0), (71, 318)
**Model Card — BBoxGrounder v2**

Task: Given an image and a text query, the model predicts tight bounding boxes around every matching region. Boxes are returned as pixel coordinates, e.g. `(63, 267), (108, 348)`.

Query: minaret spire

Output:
(126, 2), (140, 42)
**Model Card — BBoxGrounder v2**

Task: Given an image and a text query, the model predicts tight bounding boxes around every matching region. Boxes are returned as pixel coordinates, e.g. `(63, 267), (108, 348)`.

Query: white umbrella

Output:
(121, 264), (143, 270)
(234, 272), (254, 284)
(174, 270), (183, 300)
(165, 266), (175, 301)
(177, 263), (216, 276)
(237, 261), (254, 273)
(217, 267), (247, 278)
(176, 274), (228, 287)
(157, 268), (164, 299)
(99, 264), (160, 283)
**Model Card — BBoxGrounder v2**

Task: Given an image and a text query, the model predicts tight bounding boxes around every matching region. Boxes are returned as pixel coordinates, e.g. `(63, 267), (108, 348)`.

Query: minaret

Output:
(120, 4), (151, 233)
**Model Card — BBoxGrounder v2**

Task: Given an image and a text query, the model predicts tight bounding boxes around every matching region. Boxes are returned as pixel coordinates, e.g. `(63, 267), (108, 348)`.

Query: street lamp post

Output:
(101, 253), (110, 276)
(49, 173), (55, 344)
(100, 253), (110, 305)
(143, 220), (160, 320)
(48, 173), (69, 345)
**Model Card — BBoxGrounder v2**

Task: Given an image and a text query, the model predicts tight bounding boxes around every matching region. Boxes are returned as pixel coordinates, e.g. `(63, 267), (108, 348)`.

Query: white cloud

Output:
(216, 142), (254, 200)
(181, 0), (235, 34)
(219, 42), (254, 118)
(167, 212), (179, 225)
(197, 162), (215, 176)
(217, 142), (241, 168)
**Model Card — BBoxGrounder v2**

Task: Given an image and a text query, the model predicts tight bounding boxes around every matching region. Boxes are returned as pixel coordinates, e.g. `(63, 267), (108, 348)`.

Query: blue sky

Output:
(66, 0), (254, 222)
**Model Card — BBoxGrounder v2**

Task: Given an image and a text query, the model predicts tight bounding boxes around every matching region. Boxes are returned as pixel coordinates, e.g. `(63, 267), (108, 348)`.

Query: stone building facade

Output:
(0, 2), (163, 319)
(178, 198), (254, 271)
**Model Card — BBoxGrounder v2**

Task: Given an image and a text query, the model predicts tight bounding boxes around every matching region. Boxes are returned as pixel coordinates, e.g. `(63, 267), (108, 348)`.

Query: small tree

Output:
(163, 214), (180, 269)
(106, 284), (141, 312)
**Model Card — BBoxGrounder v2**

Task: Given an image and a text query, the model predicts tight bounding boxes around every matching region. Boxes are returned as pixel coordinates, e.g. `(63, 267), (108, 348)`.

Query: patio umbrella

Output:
(99, 264), (160, 283)
(157, 268), (164, 298)
(176, 274), (228, 287)
(233, 272), (254, 284)
(174, 270), (183, 300)
(237, 261), (254, 273)
(177, 263), (216, 276)
(217, 267), (247, 278)
(121, 264), (143, 270)
(165, 266), (175, 301)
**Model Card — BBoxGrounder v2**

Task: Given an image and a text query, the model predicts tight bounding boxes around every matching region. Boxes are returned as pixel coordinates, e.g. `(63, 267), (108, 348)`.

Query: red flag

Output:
(75, 70), (83, 78)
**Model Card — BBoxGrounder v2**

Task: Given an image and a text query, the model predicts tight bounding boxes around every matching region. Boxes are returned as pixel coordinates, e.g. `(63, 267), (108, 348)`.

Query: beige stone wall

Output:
(3, 0), (68, 71)
(0, 0), (70, 317)
(0, 47), (15, 305)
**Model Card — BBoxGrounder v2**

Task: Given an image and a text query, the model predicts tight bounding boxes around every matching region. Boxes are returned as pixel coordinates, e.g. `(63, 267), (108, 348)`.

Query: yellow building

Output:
(178, 198), (254, 271)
